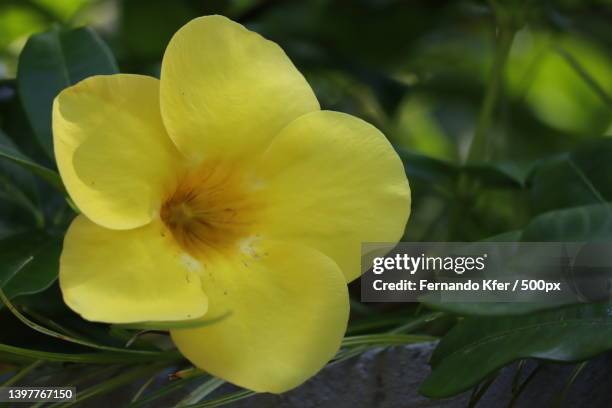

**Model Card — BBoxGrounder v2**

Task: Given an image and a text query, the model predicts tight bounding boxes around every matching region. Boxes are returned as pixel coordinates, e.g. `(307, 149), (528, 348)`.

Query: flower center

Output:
(160, 163), (259, 255)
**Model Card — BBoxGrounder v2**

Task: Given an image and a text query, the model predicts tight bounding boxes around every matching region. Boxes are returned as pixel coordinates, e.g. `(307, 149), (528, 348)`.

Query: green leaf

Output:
(463, 160), (533, 188)
(17, 26), (118, 158)
(67, 362), (169, 407)
(128, 371), (209, 408)
(400, 150), (528, 189)
(423, 302), (568, 317)
(483, 229), (523, 242)
(400, 150), (456, 187)
(0, 343), (180, 364)
(176, 377), (225, 407)
(341, 333), (436, 347)
(522, 203), (612, 242)
(115, 312), (232, 331)
(0, 288), (170, 356)
(0, 232), (61, 299)
(188, 390), (257, 408)
(421, 303), (612, 398)
(0, 130), (39, 198)
(0, 130), (45, 228)
(530, 139), (612, 214)
(0, 129), (64, 193)
(424, 204), (612, 317)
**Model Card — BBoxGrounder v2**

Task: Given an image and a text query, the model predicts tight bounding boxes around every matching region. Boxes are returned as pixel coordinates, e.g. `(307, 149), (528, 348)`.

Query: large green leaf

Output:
(17, 26), (118, 158)
(0, 232), (61, 299)
(421, 303), (612, 398)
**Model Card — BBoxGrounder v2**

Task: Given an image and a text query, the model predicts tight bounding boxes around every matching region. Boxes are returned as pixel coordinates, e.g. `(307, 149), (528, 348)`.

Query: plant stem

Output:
(467, 4), (517, 163)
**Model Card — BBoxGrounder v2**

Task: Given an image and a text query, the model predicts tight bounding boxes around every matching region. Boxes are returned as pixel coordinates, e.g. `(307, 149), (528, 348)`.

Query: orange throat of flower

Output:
(160, 163), (261, 255)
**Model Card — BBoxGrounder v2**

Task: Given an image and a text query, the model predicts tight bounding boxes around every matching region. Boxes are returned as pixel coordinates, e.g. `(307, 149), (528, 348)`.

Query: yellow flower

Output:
(52, 15), (410, 393)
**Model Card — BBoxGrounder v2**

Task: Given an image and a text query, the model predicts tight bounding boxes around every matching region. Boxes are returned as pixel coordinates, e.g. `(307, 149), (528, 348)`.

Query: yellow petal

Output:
(170, 240), (348, 393)
(53, 74), (183, 230)
(159, 15), (319, 162)
(254, 111), (411, 282)
(60, 215), (208, 323)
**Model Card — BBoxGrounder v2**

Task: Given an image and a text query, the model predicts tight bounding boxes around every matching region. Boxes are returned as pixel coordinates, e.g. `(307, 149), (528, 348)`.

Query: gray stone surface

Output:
(222, 342), (468, 408)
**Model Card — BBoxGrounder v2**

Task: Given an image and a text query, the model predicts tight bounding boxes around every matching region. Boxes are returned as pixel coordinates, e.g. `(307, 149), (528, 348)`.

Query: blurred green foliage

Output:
(1, 0), (612, 404)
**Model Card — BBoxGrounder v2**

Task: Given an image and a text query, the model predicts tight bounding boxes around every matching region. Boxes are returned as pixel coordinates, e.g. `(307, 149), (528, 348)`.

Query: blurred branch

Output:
(554, 45), (612, 109)
(567, 158), (609, 206)
(467, 1), (517, 163)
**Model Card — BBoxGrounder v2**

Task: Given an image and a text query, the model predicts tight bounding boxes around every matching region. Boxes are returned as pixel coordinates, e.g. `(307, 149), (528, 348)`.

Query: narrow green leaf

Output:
(177, 377), (225, 406)
(128, 371), (210, 408)
(508, 363), (543, 408)
(187, 390), (257, 408)
(0, 288), (172, 356)
(468, 374), (498, 408)
(341, 333), (436, 347)
(130, 372), (159, 402)
(17, 26), (118, 158)
(0, 360), (43, 387)
(116, 312), (232, 331)
(0, 343), (181, 364)
(49, 362), (168, 408)
(549, 361), (588, 408)
(347, 315), (410, 335)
